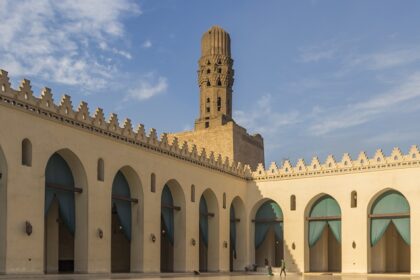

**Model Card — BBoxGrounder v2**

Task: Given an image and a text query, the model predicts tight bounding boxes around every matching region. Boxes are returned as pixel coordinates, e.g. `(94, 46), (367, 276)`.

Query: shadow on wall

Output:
(246, 180), (302, 274)
(284, 242), (300, 273)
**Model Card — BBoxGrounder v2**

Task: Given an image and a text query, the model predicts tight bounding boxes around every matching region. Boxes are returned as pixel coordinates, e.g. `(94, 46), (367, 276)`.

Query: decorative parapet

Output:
(253, 146), (420, 181)
(0, 70), (252, 179)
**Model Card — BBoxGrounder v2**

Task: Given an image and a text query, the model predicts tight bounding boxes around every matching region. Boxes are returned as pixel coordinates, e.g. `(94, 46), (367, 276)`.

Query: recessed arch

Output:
(229, 196), (246, 271)
(367, 189), (410, 273)
(251, 199), (284, 268)
(43, 149), (88, 273)
(0, 146), (7, 273)
(111, 165), (143, 273)
(305, 194), (342, 272)
(160, 179), (186, 272)
(198, 188), (220, 272)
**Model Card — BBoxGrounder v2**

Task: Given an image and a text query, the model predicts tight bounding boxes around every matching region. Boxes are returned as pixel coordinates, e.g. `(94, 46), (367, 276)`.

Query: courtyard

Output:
(0, 274), (417, 280)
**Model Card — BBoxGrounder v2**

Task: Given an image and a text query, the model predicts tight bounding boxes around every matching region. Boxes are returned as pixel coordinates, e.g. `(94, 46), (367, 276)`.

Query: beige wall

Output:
(248, 166), (420, 274)
(170, 121), (264, 170)
(0, 76), (420, 275)
(0, 104), (248, 274)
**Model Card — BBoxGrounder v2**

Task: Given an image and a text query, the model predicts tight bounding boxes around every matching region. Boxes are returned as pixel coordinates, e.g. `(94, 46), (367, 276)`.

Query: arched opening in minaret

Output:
(254, 200), (284, 268)
(217, 97), (221, 111)
(199, 189), (219, 272)
(160, 180), (186, 272)
(307, 195), (341, 272)
(369, 190), (410, 273)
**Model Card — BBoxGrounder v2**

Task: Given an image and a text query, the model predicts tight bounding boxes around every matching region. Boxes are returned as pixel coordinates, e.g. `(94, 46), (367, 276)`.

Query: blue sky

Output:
(1, 0), (420, 167)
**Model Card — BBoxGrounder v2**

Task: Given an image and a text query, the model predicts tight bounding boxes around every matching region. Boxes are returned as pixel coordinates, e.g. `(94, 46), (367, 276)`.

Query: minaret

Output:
(195, 26), (234, 130)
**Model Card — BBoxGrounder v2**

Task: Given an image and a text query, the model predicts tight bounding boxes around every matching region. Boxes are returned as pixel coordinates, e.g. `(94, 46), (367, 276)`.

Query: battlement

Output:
(253, 146), (420, 181)
(0, 69), (252, 179)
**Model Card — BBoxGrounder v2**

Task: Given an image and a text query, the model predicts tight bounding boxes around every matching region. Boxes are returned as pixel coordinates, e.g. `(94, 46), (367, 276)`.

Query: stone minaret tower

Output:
(195, 26), (234, 130)
(169, 26), (264, 169)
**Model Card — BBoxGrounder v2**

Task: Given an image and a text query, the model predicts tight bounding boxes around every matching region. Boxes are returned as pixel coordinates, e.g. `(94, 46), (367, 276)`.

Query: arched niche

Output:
(229, 196), (246, 271)
(305, 194), (342, 272)
(160, 179), (186, 272)
(198, 188), (220, 272)
(43, 149), (88, 273)
(368, 189), (410, 273)
(111, 166), (143, 273)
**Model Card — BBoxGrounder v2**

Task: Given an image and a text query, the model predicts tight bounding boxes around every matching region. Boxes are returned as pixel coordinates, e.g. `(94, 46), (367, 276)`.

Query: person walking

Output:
(265, 258), (274, 276)
(280, 259), (286, 277)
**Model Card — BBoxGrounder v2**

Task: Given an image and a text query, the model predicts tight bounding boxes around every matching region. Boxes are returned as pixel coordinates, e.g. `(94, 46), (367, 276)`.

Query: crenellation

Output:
(76, 101), (90, 123)
(93, 108), (106, 128)
(355, 151), (369, 167)
(0, 70), (11, 93)
(122, 119), (134, 137)
(58, 94), (75, 117)
(325, 155), (337, 169)
(39, 87), (55, 111)
(159, 133), (170, 150)
(310, 157), (321, 171)
(252, 146), (420, 180)
(147, 128), (158, 146)
(17, 79), (35, 104)
(107, 113), (121, 133)
(135, 124), (146, 142)
(340, 153), (353, 168)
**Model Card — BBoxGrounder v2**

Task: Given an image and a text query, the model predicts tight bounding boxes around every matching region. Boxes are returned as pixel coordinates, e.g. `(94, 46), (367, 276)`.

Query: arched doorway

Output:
(161, 185), (174, 272)
(307, 195), (341, 272)
(160, 180), (186, 272)
(44, 153), (81, 273)
(229, 196), (246, 272)
(111, 170), (136, 272)
(0, 147), (7, 273)
(369, 190), (410, 273)
(199, 189), (219, 272)
(254, 200), (283, 268)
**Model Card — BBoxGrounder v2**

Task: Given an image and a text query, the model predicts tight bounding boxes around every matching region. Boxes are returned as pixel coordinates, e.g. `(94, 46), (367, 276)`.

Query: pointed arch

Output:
(305, 193), (341, 272)
(160, 179), (186, 272)
(111, 165), (143, 273)
(250, 199), (284, 268)
(198, 188), (220, 272)
(368, 189), (410, 273)
(43, 148), (88, 273)
(229, 196), (246, 271)
(0, 146), (7, 273)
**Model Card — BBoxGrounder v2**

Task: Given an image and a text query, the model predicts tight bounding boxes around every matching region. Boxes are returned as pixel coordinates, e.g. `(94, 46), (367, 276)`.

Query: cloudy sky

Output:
(1, 0), (420, 166)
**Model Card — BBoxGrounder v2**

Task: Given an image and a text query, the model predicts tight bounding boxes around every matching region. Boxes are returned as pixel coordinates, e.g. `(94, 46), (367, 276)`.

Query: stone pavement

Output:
(0, 273), (418, 280)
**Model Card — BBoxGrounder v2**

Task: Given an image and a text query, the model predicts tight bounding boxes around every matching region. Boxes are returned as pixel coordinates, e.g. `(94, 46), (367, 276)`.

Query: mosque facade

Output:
(0, 26), (419, 275)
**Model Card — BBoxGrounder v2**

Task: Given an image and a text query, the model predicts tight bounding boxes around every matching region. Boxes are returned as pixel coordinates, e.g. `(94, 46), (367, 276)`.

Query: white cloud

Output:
(234, 94), (300, 135)
(348, 48), (420, 70)
(142, 40), (153, 49)
(309, 72), (420, 135)
(125, 73), (168, 101)
(0, 0), (140, 91)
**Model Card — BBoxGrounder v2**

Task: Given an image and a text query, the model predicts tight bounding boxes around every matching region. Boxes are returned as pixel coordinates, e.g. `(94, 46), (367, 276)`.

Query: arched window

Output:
(351, 191), (357, 208)
(290, 195), (296, 211)
(223, 193), (226, 209)
(191, 184), (195, 202)
(217, 79), (222, 86)
(97, 158), (104, 181)
(207, 69), (211, 74)
(21, 138), (32, 167)
(151, 173), (156, 193)
(217, 97), (221, 111)
(206, 80), (211, 87)
(206, 98), (210, 103)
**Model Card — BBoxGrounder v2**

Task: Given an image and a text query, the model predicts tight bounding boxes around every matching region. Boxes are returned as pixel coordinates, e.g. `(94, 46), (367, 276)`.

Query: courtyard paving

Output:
(0, 273), (418, 280)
